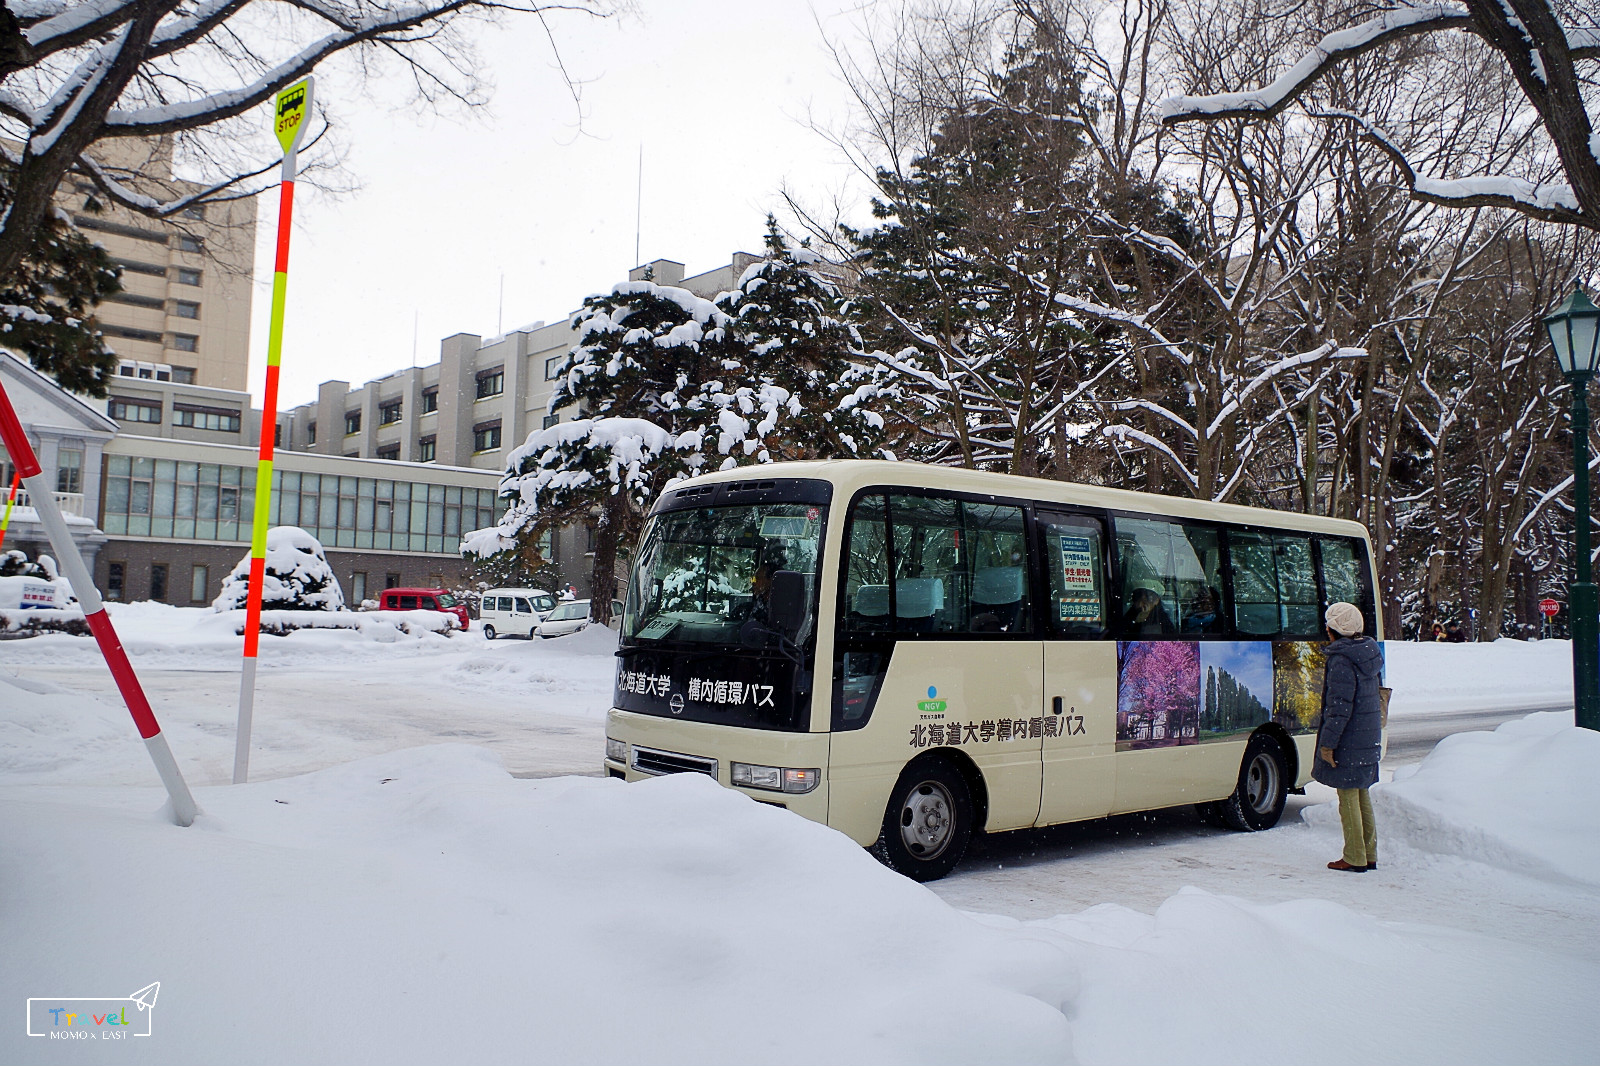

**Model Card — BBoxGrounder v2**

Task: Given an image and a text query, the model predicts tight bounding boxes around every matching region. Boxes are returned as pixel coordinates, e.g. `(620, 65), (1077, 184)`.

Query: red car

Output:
(376, 587), (470, 629)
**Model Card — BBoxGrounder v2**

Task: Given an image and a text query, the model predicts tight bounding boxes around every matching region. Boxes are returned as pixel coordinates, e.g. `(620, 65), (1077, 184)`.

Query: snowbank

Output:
(1370, 711), (1600, 887)
(0, 747), (1076, 1065)
(1382, 637), (1573, 715)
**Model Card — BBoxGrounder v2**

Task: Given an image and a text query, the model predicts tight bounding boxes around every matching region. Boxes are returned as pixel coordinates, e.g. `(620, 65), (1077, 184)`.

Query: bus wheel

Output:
(1220, 733), (1288, 831)
(873, 759), (974, 882)
(482, 625), (496, 640)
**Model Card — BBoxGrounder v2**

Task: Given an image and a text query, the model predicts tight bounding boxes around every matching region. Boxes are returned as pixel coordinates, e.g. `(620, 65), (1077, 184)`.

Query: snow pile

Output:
(212, 526), (345, 612)
(1382, 636), (1574, 715)
(0, 748), (1077, 1065)
(1371, 711), (1600, 887)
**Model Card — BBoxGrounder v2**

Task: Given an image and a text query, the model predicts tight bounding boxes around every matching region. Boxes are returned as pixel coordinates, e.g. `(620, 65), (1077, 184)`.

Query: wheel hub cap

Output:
(899, 781), (954, 858)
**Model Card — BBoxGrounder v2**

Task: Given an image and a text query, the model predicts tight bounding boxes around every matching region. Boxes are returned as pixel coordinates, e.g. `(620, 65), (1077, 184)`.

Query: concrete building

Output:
(277, 254), (761, 591)
(2, 351), (501, 607)
(62, 137), (257, 392)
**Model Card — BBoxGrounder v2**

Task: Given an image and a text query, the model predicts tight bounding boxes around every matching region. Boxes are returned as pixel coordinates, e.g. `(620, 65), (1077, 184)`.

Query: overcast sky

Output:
(247, 0), (876, 408)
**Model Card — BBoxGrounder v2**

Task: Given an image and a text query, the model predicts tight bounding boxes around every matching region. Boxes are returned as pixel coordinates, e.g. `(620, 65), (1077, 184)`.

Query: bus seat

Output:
(971, 566), (1024, 630)
(896, 578), (944, 631)
(853, 584), (890, 617)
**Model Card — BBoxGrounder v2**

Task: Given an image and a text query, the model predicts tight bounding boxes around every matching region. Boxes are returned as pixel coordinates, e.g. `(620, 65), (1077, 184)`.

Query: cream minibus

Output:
(603, 460), (1380, 881)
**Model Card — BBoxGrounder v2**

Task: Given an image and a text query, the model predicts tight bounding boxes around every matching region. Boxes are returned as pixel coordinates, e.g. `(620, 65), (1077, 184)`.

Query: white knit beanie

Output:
(1325, 601), (1364, 637)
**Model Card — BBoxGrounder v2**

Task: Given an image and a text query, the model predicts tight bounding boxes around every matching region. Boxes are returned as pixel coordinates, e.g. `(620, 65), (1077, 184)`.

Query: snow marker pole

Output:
(0, 470), (20, 551)
(0, 381), (197, 826)
(235, 75), (314, 785)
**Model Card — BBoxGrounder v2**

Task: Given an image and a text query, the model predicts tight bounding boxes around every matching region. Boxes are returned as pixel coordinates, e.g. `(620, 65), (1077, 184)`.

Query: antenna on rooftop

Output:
(635, 143), (643, 269)
(411, 310), (418, 368)
(497, 272), (504, 336)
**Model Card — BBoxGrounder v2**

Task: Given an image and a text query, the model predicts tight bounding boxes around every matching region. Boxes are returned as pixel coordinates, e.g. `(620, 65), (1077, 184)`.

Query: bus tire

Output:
(1220, 732), (1288, 831)
(872, 758), (974, 883)
(482, 625), (496, 640)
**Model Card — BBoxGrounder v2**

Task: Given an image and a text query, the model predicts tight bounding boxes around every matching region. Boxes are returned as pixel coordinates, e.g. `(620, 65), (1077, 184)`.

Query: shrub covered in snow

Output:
(213, 526), (345, 612)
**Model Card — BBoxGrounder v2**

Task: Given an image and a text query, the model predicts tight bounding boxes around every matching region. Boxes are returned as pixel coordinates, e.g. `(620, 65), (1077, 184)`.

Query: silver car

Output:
(534, 599), (626, 638)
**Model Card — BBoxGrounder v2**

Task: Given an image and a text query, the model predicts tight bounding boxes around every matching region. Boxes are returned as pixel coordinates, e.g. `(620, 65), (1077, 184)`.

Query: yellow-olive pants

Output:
(1337, 788), (1377, 868)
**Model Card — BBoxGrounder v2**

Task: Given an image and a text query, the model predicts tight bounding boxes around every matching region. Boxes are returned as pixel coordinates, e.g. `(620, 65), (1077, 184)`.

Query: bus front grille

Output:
(631, 745), (718, 779)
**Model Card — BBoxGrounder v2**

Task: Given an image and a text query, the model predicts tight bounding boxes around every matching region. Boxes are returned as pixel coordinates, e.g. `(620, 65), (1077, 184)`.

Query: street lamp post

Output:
(1545, 287), (1600, 731)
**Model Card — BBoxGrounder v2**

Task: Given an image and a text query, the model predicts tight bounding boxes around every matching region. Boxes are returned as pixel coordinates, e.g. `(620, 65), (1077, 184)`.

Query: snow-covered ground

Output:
(2, 610), (1596, 1064)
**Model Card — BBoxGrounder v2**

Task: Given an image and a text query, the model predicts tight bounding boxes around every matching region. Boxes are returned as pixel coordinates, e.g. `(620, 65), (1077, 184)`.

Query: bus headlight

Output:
(605, 737), (627, 764)
(731, 762), (820, 794)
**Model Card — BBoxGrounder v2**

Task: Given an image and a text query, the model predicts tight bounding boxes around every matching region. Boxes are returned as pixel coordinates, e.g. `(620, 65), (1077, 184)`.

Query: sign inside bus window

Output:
(1058, 536), (1100, 621)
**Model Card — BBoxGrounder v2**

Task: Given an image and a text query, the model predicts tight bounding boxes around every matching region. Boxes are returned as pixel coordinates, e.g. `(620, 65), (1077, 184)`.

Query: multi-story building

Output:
(278, 254), (761, 590)
(1, 352), (501, 607)
(61, 137), (256, 391)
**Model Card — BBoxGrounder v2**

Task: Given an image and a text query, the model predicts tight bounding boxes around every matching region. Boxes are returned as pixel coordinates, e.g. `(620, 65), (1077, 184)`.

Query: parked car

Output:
(478, 587), (557, 639)
(534, 598), (625, 638)
(376, 587), (470, 629)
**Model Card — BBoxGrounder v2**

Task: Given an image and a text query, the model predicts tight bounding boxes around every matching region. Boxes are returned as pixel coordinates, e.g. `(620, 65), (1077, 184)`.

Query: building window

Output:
(376, 444), (400, 461)
(274, 424), (282, 447)
(545, 355), (566, 380)
(473, 422), (502, 452)
(344, 410), (361, 435)
(170, 333), (199, 353)
(182, 205), (205, 220)
(190, 564), (209, 603)
(475, 368), (504, 399)
(107, 562), (125, 601)
(351, 571), (367, 604)
(173, 404), (241, 432)
(171, 366), (195, 384)
(385, 572), (401, 589)
(114, 258), (167, 277)
(379, 400), (402, 424)
(173, 300), (200, 319)
(542, 413), (559, 430)
(109, 397), (162, 423)
(174, 267), (202, 286)
(421, 387), (438, 413)
(150, 563), (168, 602)
(417, 436), (436, 462)
(110, 291), (165, 309)
(104, 325), (164, 343)
(307, 422), (316, 445)
(174, 234), (203, 253)
(56, 448), (82, 494)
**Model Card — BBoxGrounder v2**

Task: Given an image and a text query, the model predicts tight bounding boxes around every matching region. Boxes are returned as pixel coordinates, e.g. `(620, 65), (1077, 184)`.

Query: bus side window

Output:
(842, 495), (891, 633)
(1040, 514), (1107, 637)
(1227, 530), (1318, 637)
(1318, 535), (1375, 634)
(962, 500), (1030, 634)
(1114, 518), (1223, 637)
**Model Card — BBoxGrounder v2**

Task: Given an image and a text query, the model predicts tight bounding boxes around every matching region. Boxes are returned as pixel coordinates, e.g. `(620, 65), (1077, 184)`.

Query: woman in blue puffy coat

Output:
(1314, 601), (1385, 872)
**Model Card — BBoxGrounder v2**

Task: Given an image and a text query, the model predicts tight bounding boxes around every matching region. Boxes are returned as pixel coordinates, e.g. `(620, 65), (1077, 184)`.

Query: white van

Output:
(478, 588), (557, 639)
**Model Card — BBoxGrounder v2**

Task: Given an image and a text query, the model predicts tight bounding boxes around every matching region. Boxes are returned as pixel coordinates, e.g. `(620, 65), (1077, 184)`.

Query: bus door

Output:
(1035, 510), (1117, 826)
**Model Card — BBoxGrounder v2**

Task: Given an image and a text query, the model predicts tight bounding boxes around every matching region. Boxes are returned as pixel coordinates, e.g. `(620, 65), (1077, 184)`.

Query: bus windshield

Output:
(623, 502), (825, 646)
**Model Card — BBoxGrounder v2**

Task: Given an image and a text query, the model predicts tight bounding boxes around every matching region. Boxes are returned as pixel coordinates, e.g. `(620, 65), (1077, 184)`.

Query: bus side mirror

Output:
(769, 571), (807, 637)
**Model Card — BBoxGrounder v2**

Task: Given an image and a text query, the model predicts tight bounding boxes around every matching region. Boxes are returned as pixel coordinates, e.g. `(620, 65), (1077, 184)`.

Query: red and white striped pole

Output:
(0, 380), (198, 826)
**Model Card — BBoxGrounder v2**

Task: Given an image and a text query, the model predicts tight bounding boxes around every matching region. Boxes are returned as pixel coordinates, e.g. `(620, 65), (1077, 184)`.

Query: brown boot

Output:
(1327, 859), (1367, 873)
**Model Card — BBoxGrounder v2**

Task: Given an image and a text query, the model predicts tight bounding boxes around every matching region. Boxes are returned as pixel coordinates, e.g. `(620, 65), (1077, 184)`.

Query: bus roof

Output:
(663, 459), (1372, 542)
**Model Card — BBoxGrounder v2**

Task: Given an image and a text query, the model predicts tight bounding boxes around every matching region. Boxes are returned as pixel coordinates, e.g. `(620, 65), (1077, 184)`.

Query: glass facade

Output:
(101, 454), (501, 553)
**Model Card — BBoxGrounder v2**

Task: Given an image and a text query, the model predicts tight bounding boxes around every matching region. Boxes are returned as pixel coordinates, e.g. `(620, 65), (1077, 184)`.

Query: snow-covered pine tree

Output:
(213, 526), (345, 612)
(464, 278), (731, 624)
(713, 218), (898, 462)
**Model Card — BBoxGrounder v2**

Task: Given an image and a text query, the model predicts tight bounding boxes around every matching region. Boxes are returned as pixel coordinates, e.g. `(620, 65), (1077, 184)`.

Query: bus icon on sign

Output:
(277, 87), (305, 118)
